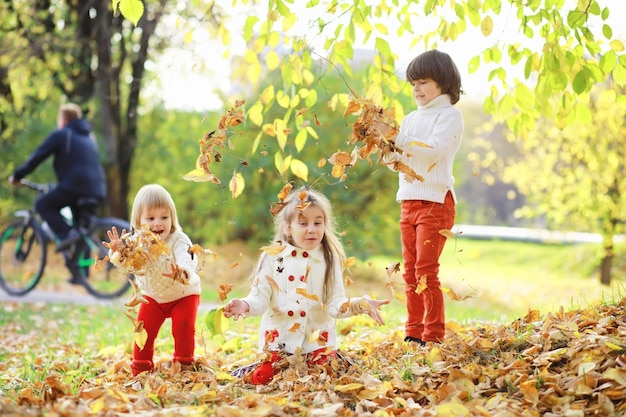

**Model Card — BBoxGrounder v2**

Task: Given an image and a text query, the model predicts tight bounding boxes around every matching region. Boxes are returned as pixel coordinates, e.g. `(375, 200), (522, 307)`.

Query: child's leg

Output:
(132, 296), (167, 375)
(400, 194), (455, 343)
(400, 201), (426, 340)
(413, 193), (455, 342)
(250, 352), (282, 385)
(170, 294), (200, 364)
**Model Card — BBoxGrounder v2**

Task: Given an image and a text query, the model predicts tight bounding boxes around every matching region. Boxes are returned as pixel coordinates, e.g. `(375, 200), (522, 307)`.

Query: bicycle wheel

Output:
(0, 219), (47, 295)
(74, 218), (132, 299)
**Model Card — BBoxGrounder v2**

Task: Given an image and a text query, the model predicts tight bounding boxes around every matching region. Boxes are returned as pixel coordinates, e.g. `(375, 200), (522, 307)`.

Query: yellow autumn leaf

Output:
(309, 329), (320, 343)
(391, 286), (406, 302)
(407, 141), (433, 148)
(435, 402), (470, 417)
(334, 383), (363, 393)
(215, 372), (235, 381)
(357, 380), (393, 400)
(290, 158), (309, 181)
(296, 288), (319, 302)
(288, 323), (301, 332)
(229, 171), (245, 199)
(415, 274), (427, 294)
(439, 229), (456, 239)
(260, 244), (285, 256)
(182, 168), (220, 184)
(344, 257), (357, 268)
(134, 326), (148, 350)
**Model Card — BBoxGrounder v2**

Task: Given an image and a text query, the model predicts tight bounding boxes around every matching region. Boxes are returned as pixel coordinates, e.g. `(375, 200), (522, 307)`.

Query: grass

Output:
(4, 238), (623, 353)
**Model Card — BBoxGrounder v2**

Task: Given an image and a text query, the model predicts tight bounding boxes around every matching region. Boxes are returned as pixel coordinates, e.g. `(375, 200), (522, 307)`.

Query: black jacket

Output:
(13, 118), (107, 198)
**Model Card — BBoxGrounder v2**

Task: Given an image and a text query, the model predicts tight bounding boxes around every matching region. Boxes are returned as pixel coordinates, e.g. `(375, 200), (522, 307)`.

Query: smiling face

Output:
(287, 205), (325, 251)
(140, 206), (172, 240)
(411, 78), (443, 107)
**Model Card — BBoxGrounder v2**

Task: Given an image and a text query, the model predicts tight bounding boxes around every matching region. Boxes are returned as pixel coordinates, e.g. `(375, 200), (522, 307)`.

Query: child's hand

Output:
(162, 263), (189, 284)
(102, 226), (127, 250)
(365, 298), (390, 325)
(223, 299), (250, 321)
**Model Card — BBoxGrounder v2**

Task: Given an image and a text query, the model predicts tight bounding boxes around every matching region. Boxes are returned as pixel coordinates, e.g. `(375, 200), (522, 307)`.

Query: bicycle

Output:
(0, 179), (132, 299)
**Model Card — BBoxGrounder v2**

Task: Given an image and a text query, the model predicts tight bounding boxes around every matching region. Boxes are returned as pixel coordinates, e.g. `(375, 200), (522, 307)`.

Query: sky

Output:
(145, 1), (625, 112)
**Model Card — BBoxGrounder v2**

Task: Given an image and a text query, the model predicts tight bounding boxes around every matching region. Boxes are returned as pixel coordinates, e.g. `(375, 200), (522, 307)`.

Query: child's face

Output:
(410, 78), (442, 106)
(140, 206), (172, 240)
(287, 205), (325, 251)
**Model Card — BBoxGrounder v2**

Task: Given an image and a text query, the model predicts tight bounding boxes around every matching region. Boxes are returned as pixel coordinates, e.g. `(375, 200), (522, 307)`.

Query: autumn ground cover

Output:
(1, 238), (625, 416)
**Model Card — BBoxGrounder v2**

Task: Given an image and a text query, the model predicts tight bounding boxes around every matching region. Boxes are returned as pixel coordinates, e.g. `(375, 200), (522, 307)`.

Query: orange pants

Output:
(250, 349), (337, 385)
(399, 191), (455, 343)
(131, 294), (200, 376)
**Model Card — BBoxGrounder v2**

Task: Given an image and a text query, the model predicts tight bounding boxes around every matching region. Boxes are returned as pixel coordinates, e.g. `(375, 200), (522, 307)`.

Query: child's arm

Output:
(168, 232), (200, 285)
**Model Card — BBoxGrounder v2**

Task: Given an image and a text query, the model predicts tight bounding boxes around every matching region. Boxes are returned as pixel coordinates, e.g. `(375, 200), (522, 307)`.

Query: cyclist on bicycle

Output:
(8, 103), (107, 284)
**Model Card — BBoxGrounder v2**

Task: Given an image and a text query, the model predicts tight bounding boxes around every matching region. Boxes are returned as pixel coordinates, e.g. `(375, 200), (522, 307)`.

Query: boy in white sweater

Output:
(391, 49), (464, 346)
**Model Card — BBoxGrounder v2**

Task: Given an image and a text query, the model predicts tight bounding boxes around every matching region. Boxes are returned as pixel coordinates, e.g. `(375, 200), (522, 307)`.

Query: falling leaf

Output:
(124, 279), (148, 307)
(277, 183), (293, 200)
(218, 284), (233, 302)
(441, 286), (475, 301)
(415, 274), (428, 294)
(344, 257), (357, 268)
(288, 323), (301, 332)
(260, 244), (286, 256)
(439, 229), (456, 239)
(229, 171), (245, 199)
(385, 261), (401, 279)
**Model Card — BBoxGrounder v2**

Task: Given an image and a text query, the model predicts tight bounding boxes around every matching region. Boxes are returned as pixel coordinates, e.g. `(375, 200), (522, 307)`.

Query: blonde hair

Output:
(59, 103), (83, 122)
(130, 184), (181, 233)
(263, 186), (346, 303)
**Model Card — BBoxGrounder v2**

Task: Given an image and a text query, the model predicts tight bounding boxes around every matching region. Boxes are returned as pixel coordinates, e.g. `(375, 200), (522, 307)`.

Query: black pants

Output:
(34, 187), (100, 242)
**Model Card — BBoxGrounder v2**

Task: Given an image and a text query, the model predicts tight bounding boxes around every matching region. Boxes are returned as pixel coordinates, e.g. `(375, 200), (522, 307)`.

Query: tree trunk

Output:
(600, 241), (613, 286)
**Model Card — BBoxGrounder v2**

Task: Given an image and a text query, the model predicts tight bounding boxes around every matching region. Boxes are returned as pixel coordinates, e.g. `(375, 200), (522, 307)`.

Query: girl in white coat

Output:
(224, 186), (389, 385)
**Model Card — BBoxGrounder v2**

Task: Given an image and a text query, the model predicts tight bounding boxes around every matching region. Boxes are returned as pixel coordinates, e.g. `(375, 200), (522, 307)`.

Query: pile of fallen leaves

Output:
(2, 297), (626, 416)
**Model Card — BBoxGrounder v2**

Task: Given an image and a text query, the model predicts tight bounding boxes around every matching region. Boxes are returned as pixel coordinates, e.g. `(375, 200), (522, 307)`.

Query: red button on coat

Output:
(303, 251), (309, 258)
(299, 276), (305, 281)
(291, 250), (297, 256)
(288, 275), (295, 281)
(300, 311), (306, 317)
(288, 311), (294, 316)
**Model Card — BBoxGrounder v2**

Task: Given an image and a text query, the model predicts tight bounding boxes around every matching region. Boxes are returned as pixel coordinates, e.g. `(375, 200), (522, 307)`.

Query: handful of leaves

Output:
(326, 96), (424, 183)
(105, 226), (170, 274)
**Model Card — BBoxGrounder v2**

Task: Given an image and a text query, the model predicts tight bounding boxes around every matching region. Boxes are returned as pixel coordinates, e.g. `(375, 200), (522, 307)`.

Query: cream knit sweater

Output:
(131, 230), (201, 304)
(393, 94), (463, 204)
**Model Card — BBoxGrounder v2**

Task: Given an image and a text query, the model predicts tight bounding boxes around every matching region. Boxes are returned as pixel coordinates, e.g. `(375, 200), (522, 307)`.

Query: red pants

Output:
(131, 294), (199, 376)
(399, 192), (455, 343)
(250, 349), (337, 385)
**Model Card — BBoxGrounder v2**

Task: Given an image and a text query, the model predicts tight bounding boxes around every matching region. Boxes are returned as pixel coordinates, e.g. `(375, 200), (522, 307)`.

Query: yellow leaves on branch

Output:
(183, 100), (246, 194)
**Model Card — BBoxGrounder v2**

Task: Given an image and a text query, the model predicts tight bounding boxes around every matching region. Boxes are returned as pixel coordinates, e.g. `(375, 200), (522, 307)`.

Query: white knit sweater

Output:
(393, 94), (463, 203)
(129, 230), (201, 304)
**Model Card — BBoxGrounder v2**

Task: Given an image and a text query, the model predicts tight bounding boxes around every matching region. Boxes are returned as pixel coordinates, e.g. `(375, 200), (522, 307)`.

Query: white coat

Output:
(241, 243), (365, 354)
